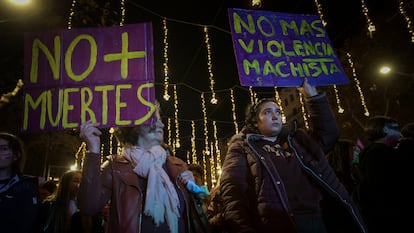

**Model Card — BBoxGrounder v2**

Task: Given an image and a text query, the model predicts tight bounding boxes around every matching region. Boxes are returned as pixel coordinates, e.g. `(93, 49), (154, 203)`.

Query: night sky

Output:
(1, 0), (414, 164)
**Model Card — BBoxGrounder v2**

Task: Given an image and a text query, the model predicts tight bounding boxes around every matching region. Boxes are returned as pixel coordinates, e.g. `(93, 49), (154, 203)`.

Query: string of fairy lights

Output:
(361, 0), (376, 38)
(398, 0), (414, 42)
(66, 0), (412, 187)
(204, 26), (218, 105)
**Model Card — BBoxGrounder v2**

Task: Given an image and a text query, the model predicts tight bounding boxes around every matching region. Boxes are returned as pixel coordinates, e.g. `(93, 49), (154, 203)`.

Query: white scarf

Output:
(122, 145), (179, 233)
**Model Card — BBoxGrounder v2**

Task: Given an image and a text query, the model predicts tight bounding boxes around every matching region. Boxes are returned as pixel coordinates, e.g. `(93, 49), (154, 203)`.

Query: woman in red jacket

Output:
(78, 103), (211, 233)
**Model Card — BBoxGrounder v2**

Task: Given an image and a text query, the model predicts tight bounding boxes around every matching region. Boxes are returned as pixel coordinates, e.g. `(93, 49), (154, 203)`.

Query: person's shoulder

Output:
(107, 154), (129, 163)
(397, 138), (414, 153)
(166, 155), (187, 165)
(228, 133), (246, 144)
(20, 174), (39, 186)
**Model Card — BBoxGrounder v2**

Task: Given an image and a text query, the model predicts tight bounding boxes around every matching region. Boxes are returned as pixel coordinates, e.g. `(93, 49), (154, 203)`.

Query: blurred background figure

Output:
(393, 122), (414, 232)
(39, 180), (57, 203)
(39, 170), (92, 233)
(399, 122), (414, 143)
(326, 139), (361, 194)
(0, 132), (40, 233)
(358, 116), (402, 233)
(188, 163), (205, 186)
(323, 139), (363, 233)
(188, 163), (210, 213)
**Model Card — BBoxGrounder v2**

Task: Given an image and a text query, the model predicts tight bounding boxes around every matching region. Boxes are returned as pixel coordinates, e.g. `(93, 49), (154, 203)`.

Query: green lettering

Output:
(66, 34), (97, 82)
(30, 36), (61, 83)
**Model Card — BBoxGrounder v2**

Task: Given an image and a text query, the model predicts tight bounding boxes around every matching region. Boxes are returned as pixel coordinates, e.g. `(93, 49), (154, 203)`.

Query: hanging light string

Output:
(186, 151), (191, 164)
(209, 152), (216, 186)
(207, 142), (213, 186)
(191, 120), (197, 163)
(298, 92), (309, 129)
(211, 121), (220, 185)
(201, 92), (210, 156)
(252, 0), (262, 8)
(167, 117), (172, 146)
(312, 0), (345, 115)
(249, 86), (257, 105)
(120, 0), (126, 26)
(100, 143), (104, 159)
(230, 89), (239, 134)
(173, 85), (181, 148)
(67, 0), (77, 29)
(333, 84), (345, 113)
(313, 0), (327, 26)
(117, 141), (122, 155)
(0, 79), (23, 109)
(361, 0), (376, 38)
(331, 85), (344, 113)
(273, 87), (287, 123)
(74, 142), (86, 169)
(162, 18), (171, 100)
(213, 120), (221, 177)
(109, 127), (115, 155)
(346, 52), (370, 116)
(399, 0), (414, 42)
(310, 0), (344, 116)
(204, 26), (218, 104)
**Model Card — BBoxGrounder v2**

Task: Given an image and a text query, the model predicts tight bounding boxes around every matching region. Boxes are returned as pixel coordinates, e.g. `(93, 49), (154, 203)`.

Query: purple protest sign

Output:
(228, 8), (349, 87)
(23, 23), (156, 132)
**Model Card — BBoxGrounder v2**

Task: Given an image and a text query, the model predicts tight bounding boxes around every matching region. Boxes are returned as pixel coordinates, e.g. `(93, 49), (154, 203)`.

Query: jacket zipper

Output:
(246, 135), (291, 213)
(287, 135), (367, 233)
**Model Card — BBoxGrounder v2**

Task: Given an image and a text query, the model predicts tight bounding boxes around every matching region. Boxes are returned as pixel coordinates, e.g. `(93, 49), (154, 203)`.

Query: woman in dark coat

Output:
(219, 79), (367, 233)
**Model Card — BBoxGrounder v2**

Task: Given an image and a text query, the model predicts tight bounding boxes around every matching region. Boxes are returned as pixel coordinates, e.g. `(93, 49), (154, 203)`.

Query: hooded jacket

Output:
(219, 93), (367, 233)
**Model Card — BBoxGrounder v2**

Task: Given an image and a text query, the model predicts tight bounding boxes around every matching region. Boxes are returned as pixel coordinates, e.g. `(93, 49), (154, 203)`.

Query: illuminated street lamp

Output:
(9, 0), (31, 5)
(379, 66), (414, 79)
(1, 0), (34, 24)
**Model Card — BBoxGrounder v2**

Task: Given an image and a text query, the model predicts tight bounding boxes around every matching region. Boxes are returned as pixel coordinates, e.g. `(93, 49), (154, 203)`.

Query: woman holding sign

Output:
(219, 79), (367, 233)
(77, 102), (211, 233)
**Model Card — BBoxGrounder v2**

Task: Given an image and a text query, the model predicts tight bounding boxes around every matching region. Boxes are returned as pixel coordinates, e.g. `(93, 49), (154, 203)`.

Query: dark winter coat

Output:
(219, 93), (367, 233)
(0, 172), (40, 233)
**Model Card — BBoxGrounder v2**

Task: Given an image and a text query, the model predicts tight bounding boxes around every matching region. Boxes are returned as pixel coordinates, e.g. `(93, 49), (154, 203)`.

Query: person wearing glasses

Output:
(219, 79), (367, 233)
(0, 132), (40, 233)
(358, 116), (403, 233)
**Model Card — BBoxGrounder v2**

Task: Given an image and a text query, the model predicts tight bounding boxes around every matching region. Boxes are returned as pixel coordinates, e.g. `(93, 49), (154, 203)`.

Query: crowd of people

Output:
(0, 79), (412, 233)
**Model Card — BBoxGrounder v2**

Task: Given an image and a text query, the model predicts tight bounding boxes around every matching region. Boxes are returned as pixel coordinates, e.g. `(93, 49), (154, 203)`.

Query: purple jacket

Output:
(219, 93), (367, 233)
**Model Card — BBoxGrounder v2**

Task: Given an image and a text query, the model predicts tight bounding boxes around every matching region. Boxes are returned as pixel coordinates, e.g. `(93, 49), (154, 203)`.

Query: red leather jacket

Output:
(78, 152), (210, 233)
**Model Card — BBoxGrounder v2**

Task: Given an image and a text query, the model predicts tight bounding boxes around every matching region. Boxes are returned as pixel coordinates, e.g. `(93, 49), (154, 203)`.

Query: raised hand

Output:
(298, 78), (318, 98)
(80, 120), (102, 154)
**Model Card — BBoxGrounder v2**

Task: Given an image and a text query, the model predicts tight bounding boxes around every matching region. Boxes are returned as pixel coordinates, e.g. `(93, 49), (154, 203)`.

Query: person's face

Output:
(193, 172), (203, 186)
(39, 188), (52, 201)
(138, 113), (165, 149)
(384, 123), (402, 146)
(0, 139), (16, 169)
(70, 172), (81, 198)
(254, 101), (283, 137)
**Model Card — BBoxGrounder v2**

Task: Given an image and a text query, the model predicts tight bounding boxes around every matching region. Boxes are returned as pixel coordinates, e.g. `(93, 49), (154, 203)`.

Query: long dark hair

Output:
(49, 170), (82, 233)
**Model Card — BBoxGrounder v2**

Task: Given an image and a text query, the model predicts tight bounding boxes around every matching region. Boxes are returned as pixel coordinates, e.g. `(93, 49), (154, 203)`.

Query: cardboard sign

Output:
(228, 8), (349, 87)
(23, 23), (156, 132)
